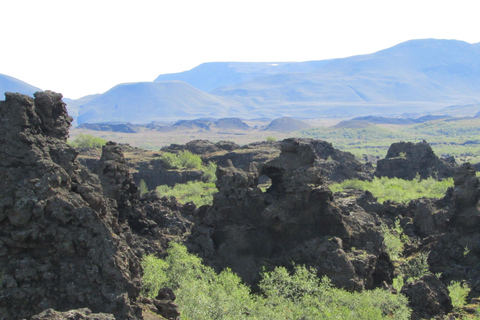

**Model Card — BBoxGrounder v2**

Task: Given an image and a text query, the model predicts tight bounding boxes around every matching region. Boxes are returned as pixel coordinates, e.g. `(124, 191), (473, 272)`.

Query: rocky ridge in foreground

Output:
(1, 91), (480, 319)
(0, 92), (186, 319)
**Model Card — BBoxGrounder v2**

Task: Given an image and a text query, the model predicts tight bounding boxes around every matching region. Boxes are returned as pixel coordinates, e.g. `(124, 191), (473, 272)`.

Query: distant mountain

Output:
(209, 39), (480, 117)
(154, 61), (332, 92)
(0, 73), (41, 97)
(72, 39), (480, 124)
(264, 117), (312, 132)
(76, 81), (251, 124)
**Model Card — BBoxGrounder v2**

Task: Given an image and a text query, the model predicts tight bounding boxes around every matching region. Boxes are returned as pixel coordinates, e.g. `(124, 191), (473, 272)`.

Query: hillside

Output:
(7, 39), (480, 124)
(76, 81), (249, 124)
(0, 73), (41, 97)
(152, 39), (480, 120)
(210, 39), (480, 117)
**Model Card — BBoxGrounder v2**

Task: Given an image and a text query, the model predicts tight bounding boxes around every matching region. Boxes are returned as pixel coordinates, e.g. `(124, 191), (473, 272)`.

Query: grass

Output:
(329, 176), (454, 204)
(156, 181), (217, 207)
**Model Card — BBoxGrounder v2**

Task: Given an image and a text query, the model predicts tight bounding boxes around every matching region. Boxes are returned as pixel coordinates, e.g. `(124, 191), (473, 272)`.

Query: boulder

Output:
(401, 274), (453, 319)
(375, 141), (457, 180)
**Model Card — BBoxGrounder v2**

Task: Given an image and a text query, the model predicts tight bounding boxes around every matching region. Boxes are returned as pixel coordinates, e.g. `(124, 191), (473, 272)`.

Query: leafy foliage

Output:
(139, 179), (148, 195)
(202, 161), (217, 183)
(448, 281), (470, 310)
(141, 243), (412, 320)
(266, 136), (277, 142)
(329, 176), (453, 204)
(69, 133), (107, 148)
(156, 181), (217, 207)
(381, 219), (405, 261)
(160, 150), (202, 169)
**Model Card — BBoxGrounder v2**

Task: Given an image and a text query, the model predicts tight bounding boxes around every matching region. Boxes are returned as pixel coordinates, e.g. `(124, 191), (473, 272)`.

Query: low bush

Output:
(448, 281), (470, 310)
(69, 134), (107, 148)
(156, 181), (217, 207)
(141, 242), (412, 320)
(160, 151), (202, 170)
(329, 176), (453, 204)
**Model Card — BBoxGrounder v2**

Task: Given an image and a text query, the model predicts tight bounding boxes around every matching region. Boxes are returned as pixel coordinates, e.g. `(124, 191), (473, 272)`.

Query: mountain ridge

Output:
(3, 39), (480, 124)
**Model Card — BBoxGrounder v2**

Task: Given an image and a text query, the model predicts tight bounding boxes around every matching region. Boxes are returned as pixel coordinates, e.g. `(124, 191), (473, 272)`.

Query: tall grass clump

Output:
(141, 242), (411, 320)
(329, 176), (453, 204)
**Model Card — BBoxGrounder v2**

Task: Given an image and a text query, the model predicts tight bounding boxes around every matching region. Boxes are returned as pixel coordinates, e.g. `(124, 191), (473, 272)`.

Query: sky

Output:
(1, 0), (480, 99)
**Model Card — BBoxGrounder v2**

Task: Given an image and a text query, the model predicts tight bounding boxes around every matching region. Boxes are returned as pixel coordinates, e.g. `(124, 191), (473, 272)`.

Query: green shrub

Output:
(381, 219), (405, 261)
(141, 243), (412, 320)
(202, 161), (217, 183)
(329, 176), (453, 204)
(139, 179), (148, 195)
(448, 281), (470, 310)
(160, 151), (202, 170)
(141, 242), (253, 320)
(156, 181), (217, 207)
(69, 133), (107, 148)
(266, 136), (277, 143)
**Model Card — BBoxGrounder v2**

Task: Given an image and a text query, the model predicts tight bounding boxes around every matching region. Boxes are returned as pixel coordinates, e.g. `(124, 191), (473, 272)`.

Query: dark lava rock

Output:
(30, 308), (116, 320)
(162, 139), (241, 155)
(375, 140), (457, 180)
(189, 138), (389, 289)
(401, 274), (453, 319)
(0, 92), (178, 319)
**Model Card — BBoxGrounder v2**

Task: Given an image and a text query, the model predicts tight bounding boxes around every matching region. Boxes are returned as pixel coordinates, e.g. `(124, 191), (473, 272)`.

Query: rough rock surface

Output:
(375, 140), (457, 180)
(0, 92), (179, 319)
(30, 308), (116, 320)
(91, 142), (194, 256)
(401, 274), (453, 319)
(161, 139), (241, 155)
(189, 138), (389, 289)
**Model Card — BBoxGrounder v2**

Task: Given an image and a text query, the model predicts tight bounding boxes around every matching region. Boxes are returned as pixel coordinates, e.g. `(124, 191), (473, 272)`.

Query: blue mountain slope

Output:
(76, 81), (248, 124)
(209, 39), (480, 116)
(0, 73), (41, 97)
(74, 39), (480, 123)
(154, 61), (331, 92)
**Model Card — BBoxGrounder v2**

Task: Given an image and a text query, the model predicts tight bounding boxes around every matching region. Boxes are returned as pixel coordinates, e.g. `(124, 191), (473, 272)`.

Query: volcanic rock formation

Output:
(375, 140), (457, 180)
(189, 138), (389, 289)
(0, 92), (182, 319)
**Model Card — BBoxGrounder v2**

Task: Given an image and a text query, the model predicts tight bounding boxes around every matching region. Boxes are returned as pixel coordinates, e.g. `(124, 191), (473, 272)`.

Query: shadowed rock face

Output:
(375, 140), (457, 180)
(401, 274), (453, 320)
(0, 92), (182, 319)
(189, 138), (390, 290)
(0, 91), (142, 318)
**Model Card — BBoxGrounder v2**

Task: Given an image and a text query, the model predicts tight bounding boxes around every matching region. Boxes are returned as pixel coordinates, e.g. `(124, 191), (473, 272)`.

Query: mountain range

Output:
(2, 39), (480, 124)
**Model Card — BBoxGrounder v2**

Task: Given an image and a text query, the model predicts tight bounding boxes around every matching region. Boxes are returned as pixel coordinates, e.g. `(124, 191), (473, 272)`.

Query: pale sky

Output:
(1, 0), (479, 99)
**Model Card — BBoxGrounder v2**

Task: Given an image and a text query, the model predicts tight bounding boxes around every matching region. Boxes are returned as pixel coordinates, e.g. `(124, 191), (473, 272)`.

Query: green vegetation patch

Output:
(160, 150), (203, 169)
(329, 176), (453, 204)
(299, 118), (480, 164)
(156, 181), (217, 207)
(141, 242), (411, 320)
(69, 133), (107, 148)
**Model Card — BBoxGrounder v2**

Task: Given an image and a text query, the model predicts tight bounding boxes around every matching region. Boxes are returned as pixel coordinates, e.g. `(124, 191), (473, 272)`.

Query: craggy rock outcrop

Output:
(92, 141), (193, 256)
(359, 162), (480, 315)
(0, 92), (176, 319)
(189, 138), (389, 289)
(161, 139), (240, 155)
(30, 308), (116, 320)
(375, 140), (457, 180)
(401, 274), (453, 319)
(206, 138), (372, 184)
